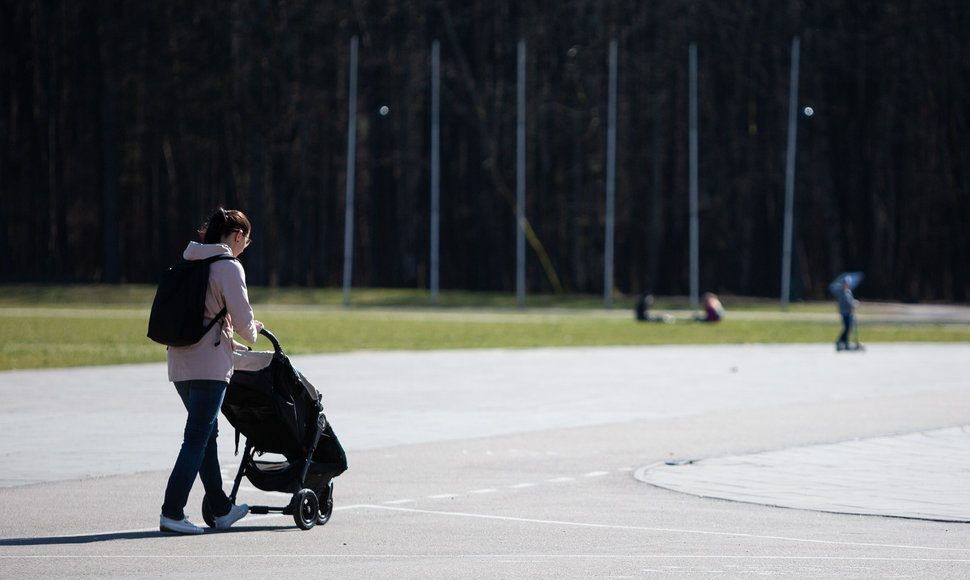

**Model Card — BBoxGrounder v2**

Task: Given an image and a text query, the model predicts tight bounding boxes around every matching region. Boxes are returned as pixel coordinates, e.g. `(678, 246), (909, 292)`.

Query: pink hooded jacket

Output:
(166, 242), (260, 383)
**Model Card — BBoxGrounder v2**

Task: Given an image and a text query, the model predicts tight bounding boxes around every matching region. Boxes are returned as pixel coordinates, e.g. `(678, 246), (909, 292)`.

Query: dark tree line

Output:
(2, 0), (968, 301)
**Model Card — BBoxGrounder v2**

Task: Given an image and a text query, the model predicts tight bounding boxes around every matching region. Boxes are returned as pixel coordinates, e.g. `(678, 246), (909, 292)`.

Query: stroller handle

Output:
(260, 328), (283, 356)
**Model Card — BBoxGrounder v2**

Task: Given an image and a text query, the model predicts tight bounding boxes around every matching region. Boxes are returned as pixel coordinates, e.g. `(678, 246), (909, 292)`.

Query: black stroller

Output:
(201, 329), (348, 530)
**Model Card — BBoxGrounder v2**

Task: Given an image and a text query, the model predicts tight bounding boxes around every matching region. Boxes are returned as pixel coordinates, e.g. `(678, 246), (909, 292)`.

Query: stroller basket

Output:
(202, 329), (347, 531)
(245, 457), (339, 495)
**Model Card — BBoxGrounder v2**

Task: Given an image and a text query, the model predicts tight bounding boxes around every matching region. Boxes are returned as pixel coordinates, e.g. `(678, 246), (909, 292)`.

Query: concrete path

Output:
(2, 342), (970, 578)
(638, 425), (970, 522)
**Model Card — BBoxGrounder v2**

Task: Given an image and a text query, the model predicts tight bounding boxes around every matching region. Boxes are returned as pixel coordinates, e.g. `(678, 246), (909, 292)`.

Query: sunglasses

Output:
(233, 229), (252, 248)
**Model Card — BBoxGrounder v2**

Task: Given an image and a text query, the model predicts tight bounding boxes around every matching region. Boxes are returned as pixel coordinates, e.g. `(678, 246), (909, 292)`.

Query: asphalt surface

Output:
(2, 339), (970, 578)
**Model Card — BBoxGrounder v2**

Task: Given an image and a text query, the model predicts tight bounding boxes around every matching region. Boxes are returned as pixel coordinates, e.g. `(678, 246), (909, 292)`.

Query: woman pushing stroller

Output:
(159, 208), (263, 534)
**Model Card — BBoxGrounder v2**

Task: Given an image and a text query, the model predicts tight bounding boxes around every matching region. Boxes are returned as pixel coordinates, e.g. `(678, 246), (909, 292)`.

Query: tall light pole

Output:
(781, 36), (801, 310)
(604, 40), (618, 308)
(688, 43), (699, 310)
(342, 35), (359, 306)
(430, 40), (441, 306)
(516, 39), (527, 308)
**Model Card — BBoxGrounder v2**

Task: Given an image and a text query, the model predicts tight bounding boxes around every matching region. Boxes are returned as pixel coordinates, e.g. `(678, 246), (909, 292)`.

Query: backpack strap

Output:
(205, 306), (229, 346)
(203, 254), (238, 346)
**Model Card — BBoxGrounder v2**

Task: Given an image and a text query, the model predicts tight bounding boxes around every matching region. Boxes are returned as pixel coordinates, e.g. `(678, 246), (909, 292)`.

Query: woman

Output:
(160, 208), (264, 534)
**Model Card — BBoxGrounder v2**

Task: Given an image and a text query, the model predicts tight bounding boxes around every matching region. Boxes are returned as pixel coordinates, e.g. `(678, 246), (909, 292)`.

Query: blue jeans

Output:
(161, 380), (232, 520)
(838, 313), (854, 346)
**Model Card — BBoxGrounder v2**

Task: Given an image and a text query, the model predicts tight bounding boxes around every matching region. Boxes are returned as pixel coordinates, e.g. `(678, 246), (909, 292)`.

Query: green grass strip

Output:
(2, 302), (968, 370)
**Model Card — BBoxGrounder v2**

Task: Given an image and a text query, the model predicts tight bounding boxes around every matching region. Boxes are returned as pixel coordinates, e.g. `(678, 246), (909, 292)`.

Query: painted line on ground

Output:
(374, 466), (630, 508)
(356, 504), (970, 553)
(3, 503), (967, 558)
(4, 554), (970, 563)
(507, 483), (536, 489)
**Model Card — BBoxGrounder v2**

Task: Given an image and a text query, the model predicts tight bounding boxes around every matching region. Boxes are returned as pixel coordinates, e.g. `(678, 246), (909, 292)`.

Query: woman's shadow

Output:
(0, 525), (295, 546)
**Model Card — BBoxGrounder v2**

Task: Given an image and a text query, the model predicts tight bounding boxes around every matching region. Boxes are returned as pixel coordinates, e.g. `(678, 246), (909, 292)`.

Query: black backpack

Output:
(147, 255), (237, 347)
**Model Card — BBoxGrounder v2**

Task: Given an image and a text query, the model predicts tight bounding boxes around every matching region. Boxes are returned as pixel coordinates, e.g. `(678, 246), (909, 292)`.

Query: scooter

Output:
(836, 318), (865, 352)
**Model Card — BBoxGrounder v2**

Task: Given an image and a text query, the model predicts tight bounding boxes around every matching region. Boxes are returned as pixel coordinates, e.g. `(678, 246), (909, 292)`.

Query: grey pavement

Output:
(2, 341), (970, 578)
(3, 342), (969, 489)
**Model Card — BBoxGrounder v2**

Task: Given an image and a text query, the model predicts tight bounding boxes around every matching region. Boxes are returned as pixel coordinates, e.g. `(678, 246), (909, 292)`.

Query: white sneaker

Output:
(214, 504), (249, 530)
(160, 514), (204, 535)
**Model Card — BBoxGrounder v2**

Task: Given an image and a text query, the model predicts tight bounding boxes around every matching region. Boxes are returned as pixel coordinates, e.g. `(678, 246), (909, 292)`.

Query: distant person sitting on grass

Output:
(635, 293), (655, 321)
(635, 293), (674, 323)
(695, 292), (723, 322)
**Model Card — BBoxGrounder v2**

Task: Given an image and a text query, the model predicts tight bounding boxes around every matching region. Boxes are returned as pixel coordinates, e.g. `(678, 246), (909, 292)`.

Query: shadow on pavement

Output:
(0, 525), (298, 546)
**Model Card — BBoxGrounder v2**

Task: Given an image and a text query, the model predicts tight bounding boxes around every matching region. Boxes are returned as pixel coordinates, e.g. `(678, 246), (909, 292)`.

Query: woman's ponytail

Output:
(199, 207), (250, 244)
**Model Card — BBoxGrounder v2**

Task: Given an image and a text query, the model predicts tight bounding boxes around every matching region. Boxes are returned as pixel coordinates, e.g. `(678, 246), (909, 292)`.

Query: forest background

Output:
(2, 1), (968, 302)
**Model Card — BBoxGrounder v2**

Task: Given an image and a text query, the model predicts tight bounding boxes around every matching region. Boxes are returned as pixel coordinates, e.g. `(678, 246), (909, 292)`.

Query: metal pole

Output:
(781, 36), (801, 310)
(342, 36), (359, 306)
(688, 43), (699, 310)
(516, 39), (527, 308)
(604, 40), (618, 308)
(430, 40), (441, 306)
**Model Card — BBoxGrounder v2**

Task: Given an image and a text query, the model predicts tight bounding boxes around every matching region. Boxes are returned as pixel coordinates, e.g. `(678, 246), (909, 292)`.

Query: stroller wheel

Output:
(292, 489), (319, 530)
(201, 496), (216, 528)
(316, 481), (334, 526)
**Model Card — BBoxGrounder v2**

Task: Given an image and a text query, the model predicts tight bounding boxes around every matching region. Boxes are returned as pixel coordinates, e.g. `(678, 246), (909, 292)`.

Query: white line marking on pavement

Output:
(354, 504), (970, 553)
(4, 555), (970, 563)
(4, 503), (968, 563)
(508, 483), (536, 489)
